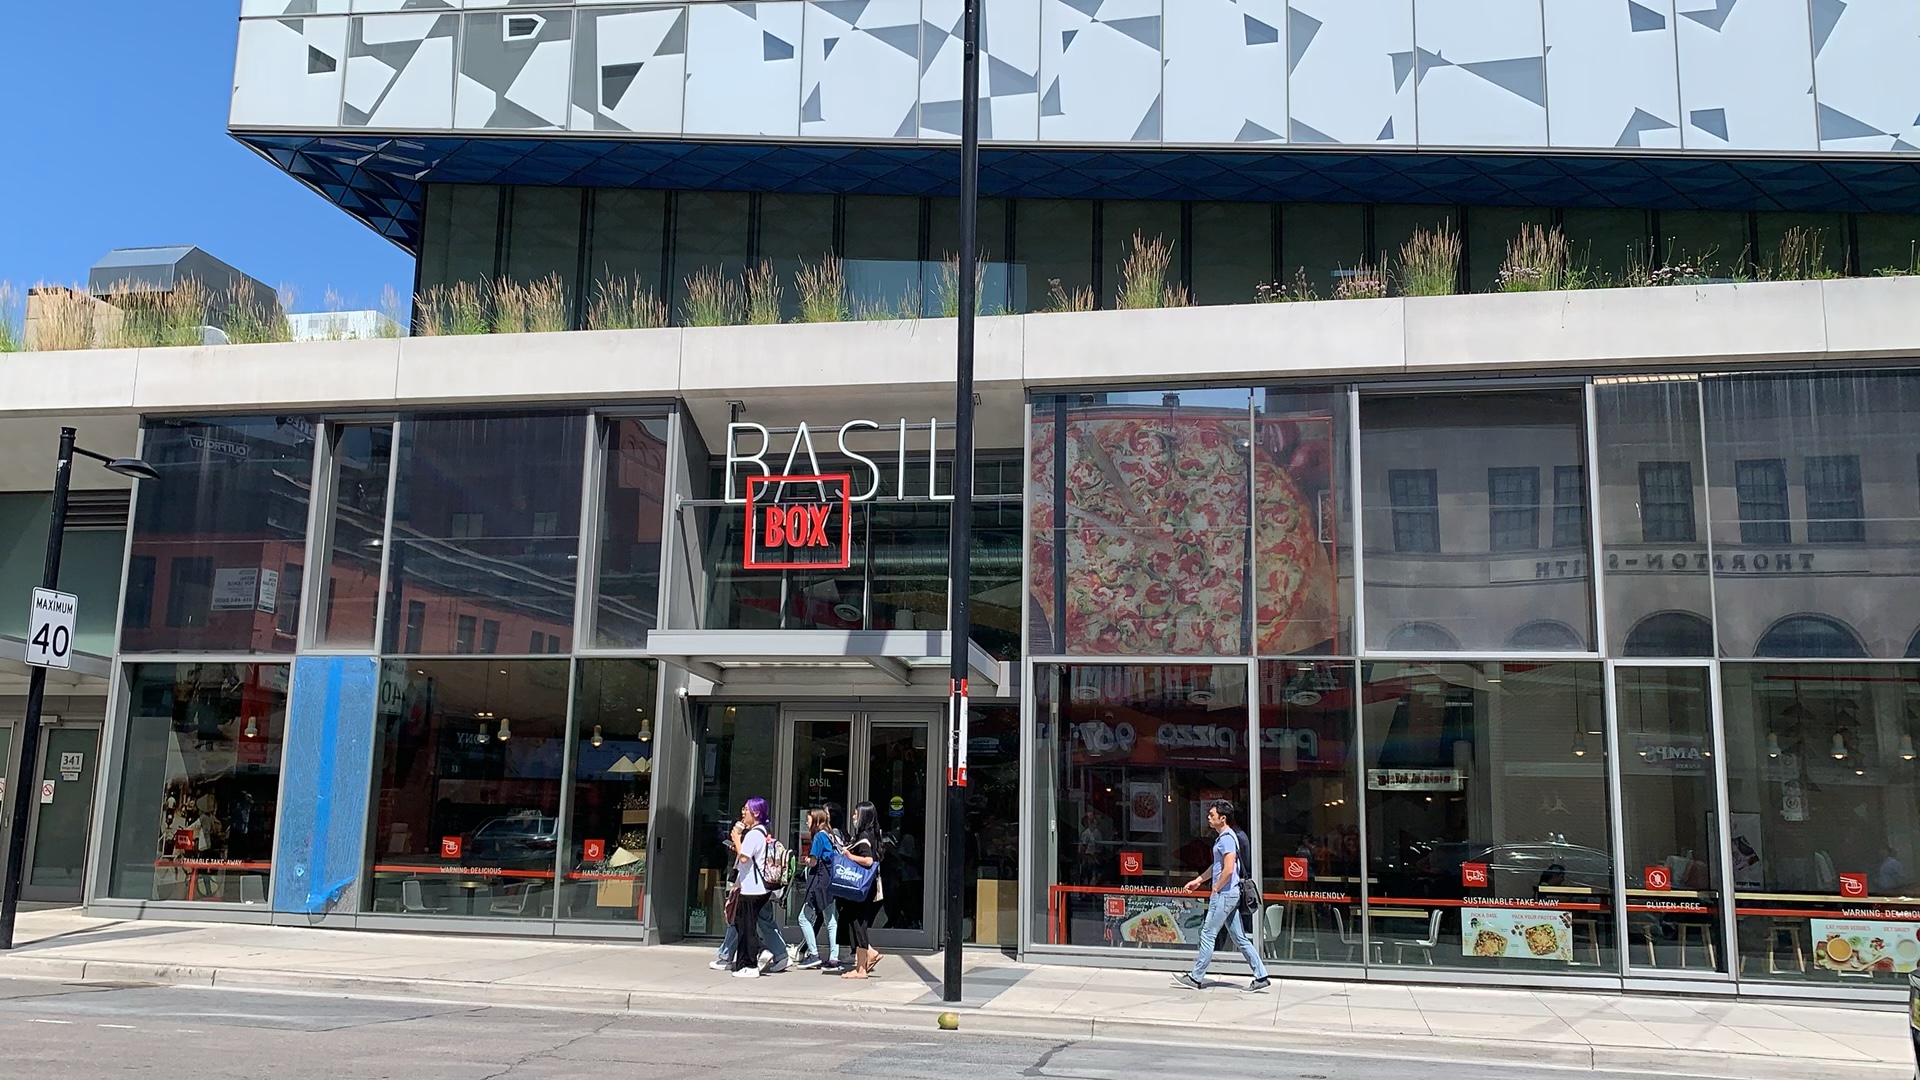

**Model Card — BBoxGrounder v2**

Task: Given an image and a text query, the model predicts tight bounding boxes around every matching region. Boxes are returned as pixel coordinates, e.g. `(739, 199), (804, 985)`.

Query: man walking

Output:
(1172, 800), (1270, 992)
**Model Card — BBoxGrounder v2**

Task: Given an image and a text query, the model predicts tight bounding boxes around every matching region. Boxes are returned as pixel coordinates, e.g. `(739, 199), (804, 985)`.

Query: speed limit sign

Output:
(26, 588), (77, 670)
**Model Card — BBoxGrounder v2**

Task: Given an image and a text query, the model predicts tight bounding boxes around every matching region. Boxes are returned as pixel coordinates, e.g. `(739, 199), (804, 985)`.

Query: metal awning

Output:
(0, 635), (113, 692)
(645, 630), (1007, 697)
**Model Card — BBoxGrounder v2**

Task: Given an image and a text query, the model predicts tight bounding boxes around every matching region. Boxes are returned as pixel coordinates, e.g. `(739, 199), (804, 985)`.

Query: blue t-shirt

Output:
(810, 831), (835, 864)
(1208, 830), (1240, 895)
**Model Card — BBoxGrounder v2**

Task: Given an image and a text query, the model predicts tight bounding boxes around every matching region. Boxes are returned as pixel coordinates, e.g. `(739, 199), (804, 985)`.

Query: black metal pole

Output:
(943, 0), (982, 1005)
(0, 427), (75, 950)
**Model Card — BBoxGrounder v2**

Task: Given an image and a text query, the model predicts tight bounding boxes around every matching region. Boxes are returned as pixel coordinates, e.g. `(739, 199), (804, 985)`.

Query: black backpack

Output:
(1233, 829), (1261, 917)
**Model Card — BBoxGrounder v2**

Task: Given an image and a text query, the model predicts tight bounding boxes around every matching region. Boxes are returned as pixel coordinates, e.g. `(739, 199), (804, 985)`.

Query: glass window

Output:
(1281, 203), (1365, 296)
(1755, 212), (1847, 277)
(123, 417), (316, 654)
(1254, 385), (1352, 655)
(1101, 200), (1183, 309)
(931, 197), (1013, 313)
(1561, 208), (1648, 283)
(108, 663), (288, 903)
(364, 660), (570, 919)
(1487, 467), (1541, 553)
(844, 195), (923, 316)
(1191, 202), (1272, 306)
(1258, 661), (1359, 965)
(385, 413), (585, 656)
(503, 187), (584, 305)
(1028, 392), (1251, 655)
(1616, 666), (1727, 972)
(315, 424), (393, 649)
(593, 416), (669, 648)
(0, 493), (127, 657)
(1389, 469), (1440, 554)
(685, 703), (777, 936)
(668, 191), (751, 315)
(1734, 460), (1791, 545)
(1660, 210), (1750, 277)
(1029, 664), (1251, 949)
(1361, 391), (1593, 653)
(758, 193), (835, 320)
(1374, 205), (1456, 276)
(561, 659), (656, 924)
(420, 184), (501, 291)
(962, 704), (1022, 945)
(1553, 465), (1588, 548)
(1637, 462), (1697, 544)
(1362, 661), (1615, 972)
(1723, 663), (1920, 986)
(586, 189), (667, 310)
(1467, 207), (1552, 292)
(1017, 199), (1094, 313)
(1857, 213), (1920, 275)
(1804, 454), (1865, 544)
(1705, 372), (1920, 659)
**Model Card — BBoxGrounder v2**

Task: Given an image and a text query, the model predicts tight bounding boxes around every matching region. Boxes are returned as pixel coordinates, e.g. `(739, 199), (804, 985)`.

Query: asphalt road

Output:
(0, 977), (1719, 1080)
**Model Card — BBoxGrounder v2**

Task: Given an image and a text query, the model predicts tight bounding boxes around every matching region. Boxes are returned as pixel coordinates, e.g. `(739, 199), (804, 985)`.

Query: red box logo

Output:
(1645, 866), (1672, 891)
(173, 829), (196, 854)
(1119, 851), (1144, 876)
(1283, 857), (1310, 882)
(1462, 862), (1489, 889)
(744, 474), (853, 571)
(1840, 873), (1868, 899)
(440, 836), (462, 860)
(584, 839), (606, 862)
(1105, 896), (1127, 918)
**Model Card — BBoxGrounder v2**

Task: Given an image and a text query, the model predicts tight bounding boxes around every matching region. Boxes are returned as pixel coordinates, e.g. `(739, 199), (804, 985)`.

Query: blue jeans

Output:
(716, 898), (789, 962)
(798, 897), (839, 962)
(1189, 891), (1267, 981)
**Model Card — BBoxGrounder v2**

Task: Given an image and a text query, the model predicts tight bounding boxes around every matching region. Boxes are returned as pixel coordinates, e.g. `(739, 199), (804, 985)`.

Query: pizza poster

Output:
(1127, 781), (1165, 834)
(1810, 919), (1920, 975)
(1461, 908), (1574, 962)
(1029, 410), (1338, 656)
(1105, 893), (1210, 948)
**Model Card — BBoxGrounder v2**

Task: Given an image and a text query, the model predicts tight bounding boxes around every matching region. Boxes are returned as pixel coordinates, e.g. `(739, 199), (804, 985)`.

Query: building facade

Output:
(5, 0), (1920, 1003)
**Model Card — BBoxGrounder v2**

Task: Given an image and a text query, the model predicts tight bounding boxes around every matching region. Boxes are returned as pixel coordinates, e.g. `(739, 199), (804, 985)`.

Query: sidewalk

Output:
(0, 908), (1909, 1079)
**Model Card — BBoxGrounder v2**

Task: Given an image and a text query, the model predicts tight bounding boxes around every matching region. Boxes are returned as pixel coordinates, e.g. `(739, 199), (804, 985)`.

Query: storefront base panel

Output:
(82, 902), (658, 942)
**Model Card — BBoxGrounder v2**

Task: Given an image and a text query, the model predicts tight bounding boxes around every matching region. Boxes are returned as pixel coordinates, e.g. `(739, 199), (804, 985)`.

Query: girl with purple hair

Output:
(729, 797), (774, 978)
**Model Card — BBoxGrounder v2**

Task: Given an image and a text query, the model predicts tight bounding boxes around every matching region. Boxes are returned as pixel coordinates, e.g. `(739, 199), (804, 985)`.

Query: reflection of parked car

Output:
(1381, 840), (1613, 897)
(468, 812), (558, 867)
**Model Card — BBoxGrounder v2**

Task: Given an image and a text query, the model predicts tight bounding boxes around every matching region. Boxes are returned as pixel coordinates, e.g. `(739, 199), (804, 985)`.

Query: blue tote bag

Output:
(826, 840), (877, 901)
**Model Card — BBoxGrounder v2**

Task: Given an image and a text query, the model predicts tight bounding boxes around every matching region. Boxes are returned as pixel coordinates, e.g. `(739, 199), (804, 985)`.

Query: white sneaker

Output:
(758, 950), (774, 967)
(732, 967), (761, 979)
(708, 959), (730, 971)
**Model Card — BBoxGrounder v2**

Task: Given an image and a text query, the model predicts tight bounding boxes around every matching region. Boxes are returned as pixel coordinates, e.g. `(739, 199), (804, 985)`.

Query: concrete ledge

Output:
(0, 349), (139, 414)
(394, 326), (681, 402)
(1022, 300), (1406, 385)
(132, 338), (402, 410)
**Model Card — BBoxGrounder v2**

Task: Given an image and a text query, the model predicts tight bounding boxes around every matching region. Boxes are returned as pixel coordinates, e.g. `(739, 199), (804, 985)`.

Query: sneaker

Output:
(708, 959), (730, 971)
(732, 967), (761, 979)
(1242, 977), (1272, 993)
(820, 961), (844, 973)
(764, 957), (791, 974)
(758, 950), (774, 968)
(1171, 973), (1206, 991)
(795, 956), (823, 970)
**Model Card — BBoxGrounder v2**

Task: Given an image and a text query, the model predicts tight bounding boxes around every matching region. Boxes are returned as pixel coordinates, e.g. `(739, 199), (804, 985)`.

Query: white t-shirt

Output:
(737, 827), (770, 896)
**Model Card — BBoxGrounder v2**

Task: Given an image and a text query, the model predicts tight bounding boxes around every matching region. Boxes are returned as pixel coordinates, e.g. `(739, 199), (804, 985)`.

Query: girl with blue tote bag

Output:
(832, 801), (885, 979)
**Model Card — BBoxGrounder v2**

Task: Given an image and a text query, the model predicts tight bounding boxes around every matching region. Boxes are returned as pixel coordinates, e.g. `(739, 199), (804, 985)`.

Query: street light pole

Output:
(0, 428), (75, 951)
(944, 0), (983, 1004)
(0, 428), (156, 951)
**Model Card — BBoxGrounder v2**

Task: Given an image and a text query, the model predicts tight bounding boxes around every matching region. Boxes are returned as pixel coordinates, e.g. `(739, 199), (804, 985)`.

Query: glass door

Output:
(23, 724), (101, 904)
(1611, 664), (1731, 977)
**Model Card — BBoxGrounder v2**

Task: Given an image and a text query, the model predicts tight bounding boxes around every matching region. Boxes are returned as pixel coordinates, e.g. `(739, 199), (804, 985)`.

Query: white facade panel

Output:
(683, 1), (804, 137)
(800, 0), (920, 139)
(455, 9), (576, 130)
(344, 13), (459, 128)
(1164, 0), (1288, 145)
(1413, 0), (1547, 148)
(1286, 0), (1414, 145)
(1544, 0), (1681, 150)
(922, 0), (1041, 141)
(232, 16), (349, 128)
(569, 5), (687, 133)
(1676, 0), (1816, 151)
(1038, 0), (1164, 143)
(1812, 0), (1920, 152)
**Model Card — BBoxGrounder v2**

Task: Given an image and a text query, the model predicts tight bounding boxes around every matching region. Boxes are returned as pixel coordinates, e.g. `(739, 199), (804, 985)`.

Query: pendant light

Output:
(1830, 733), (1848, 760)
(243, 716), (259, 740)
(1571, 733), (1587, 758)
(1901, 734), (1916, 762)
(493, 667), (512, 741)
(590, 724), (605, 748)
(638, 706), (652, 743)
(496, 715), (512, 742)
(1766, 733), (1782, 759)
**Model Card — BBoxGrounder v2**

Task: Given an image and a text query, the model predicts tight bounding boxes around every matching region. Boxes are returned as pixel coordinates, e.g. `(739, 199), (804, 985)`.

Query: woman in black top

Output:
(835, 801), (885, 979)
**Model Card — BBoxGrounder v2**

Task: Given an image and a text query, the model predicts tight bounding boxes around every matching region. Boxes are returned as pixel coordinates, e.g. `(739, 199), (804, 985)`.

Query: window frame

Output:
(1487, 465), (1542, 553)
(1734, 458), (1791, 545)
(1388, 468), (1441, 554)
(1637, 460), (1698, 544)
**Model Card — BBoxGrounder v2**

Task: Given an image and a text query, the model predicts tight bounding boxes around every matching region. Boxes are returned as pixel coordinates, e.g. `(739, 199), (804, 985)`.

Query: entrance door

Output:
(778, 709), (940, 949)
(1610, 664), (1732, 978)
(20, 724), (101, 905)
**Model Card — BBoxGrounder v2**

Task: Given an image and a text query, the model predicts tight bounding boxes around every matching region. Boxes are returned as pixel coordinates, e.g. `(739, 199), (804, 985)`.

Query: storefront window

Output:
(684, 703), (777, 936)
(962, 704), (1022, 945)
(561, 659), (656, 924)
(1030, 663), (1251, 950)
(1704, 372), (1920, 659)
(314, 423), (392, 649)
(108, 663), (288, 903)
(1723, 663), (1920, 986)
(122, 417), (315, 655)
(1360, 391), (1595, 653)
(1616, 666), (1727, 972)
(1258, 661), (1360, 965)
(364, 660), (570, 918)
(1255, 385), (1351, 655)
(383, 413), (586, 655)
(1029, 391), (1253, 655)
(592, 416), (669, 648)
(1361, 661), (1616, 972)
(1595, 379), (1713, 656)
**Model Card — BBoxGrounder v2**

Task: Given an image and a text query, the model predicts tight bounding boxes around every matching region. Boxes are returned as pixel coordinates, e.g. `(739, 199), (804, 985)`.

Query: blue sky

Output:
(0, 4), (411, 315)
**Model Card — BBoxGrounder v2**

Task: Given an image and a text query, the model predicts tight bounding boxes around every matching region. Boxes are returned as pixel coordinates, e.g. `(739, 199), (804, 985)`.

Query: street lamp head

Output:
(103, 458), (160, 482)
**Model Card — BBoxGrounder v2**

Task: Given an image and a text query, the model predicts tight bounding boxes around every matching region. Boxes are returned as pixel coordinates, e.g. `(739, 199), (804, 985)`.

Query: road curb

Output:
(3, 959), (1910, 1080)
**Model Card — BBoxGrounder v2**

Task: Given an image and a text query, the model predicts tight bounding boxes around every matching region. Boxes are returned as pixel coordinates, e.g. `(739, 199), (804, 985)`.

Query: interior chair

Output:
(1394, 909), (1445, 965)
(490, 882), (536, 916)
(1261, 904), (1287, 960)
(402, 878), (448, 914)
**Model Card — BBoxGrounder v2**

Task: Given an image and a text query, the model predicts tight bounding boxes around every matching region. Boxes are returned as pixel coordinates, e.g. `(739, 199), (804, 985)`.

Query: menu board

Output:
(1461, 907), (1574, 962)
(1105, 892), (1212, 948)
(1810, 918), (1920, 975)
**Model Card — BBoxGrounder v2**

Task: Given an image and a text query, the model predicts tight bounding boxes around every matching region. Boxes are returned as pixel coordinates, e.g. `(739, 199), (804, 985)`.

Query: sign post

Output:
(25, 589), (76, 671)
(943, 0), (983, 1005)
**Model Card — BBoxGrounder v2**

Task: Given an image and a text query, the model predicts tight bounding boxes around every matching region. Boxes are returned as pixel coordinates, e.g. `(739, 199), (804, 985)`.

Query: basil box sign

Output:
(26, 588), (77, 670)
(744, 473), (853, 571)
